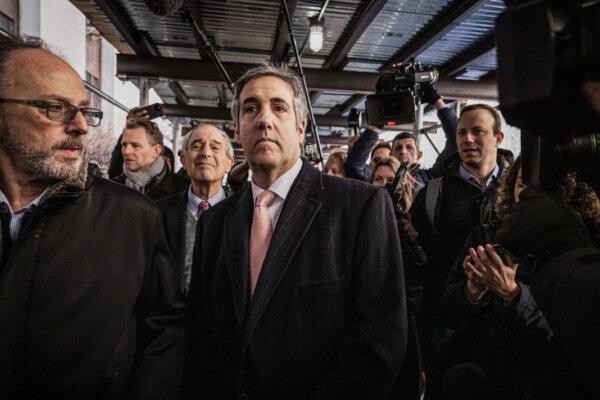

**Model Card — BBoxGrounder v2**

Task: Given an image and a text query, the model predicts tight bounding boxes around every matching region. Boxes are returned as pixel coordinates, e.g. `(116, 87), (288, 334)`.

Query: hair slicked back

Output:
(231, 62), (308, 127)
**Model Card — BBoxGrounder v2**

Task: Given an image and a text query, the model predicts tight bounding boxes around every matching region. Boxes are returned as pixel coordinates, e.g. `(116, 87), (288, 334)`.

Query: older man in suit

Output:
(185, 63), (407, 400)
(157, 124), (234, 296)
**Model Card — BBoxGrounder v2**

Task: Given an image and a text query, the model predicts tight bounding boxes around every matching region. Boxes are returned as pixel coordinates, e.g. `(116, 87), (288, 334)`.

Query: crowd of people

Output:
(1, 33), (600, 400)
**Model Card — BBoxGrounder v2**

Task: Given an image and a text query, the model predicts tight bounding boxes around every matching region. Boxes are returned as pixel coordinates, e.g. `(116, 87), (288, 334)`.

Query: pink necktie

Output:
(249, 190), (276, 297)
(198, 200), (210, 213)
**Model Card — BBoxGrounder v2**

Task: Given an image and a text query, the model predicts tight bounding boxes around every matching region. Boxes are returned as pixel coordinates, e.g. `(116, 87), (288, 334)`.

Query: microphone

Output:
(143, 0), (186, 16)
(443, 363), (498, 400)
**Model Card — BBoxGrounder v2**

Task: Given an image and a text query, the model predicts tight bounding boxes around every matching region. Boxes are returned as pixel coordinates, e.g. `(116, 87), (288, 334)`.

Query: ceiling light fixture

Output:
(309, 16), (324, 53)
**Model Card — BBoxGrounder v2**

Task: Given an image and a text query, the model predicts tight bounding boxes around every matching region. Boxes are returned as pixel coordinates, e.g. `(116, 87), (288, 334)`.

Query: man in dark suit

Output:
(112, 119), (189, 201)
(186, 63), (407, 400)
(157, 124), (234, 296)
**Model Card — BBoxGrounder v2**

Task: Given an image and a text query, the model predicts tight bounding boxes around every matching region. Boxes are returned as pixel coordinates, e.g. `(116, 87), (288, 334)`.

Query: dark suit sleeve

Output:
(345, 129), (379, 181)
(312, 188), (407, 400)
(426, 107), (458, 179)
(128, 209), (187, 399)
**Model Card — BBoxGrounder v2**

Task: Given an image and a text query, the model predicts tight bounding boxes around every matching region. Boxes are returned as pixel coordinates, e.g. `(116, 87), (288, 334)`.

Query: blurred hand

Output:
(126, 107), (150, 124)
(466, 245), (520, 303)
(463, 254), (488, 302)
(420, 82), (441, 106)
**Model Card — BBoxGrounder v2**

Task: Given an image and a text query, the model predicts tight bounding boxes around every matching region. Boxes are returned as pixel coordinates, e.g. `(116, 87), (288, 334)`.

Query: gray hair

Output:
(231, 62), (308, 127)
(180, 124), (234, 160)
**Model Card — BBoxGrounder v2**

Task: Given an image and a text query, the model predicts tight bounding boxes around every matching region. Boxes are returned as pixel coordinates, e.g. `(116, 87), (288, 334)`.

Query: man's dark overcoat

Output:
(186, 160), (407, 400)
(0, 172), (185, 400)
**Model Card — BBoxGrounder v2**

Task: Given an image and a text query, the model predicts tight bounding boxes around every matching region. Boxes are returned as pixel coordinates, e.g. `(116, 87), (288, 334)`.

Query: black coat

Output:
(410, 150), (513, 320)
(157, 186), (233, 295)
(113, 168), (190, 202)
(444, 225), (595, 399)
(0, 172), (186, 399)
(186, 160), (407, 400)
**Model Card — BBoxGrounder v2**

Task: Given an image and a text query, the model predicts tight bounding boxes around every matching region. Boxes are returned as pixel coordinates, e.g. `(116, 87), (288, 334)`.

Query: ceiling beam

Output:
(312, 0), (386, 113)
(161, 104), (439, 131)
(117, 55), (498, 100)
(380, 0), (487, 71)
(271, 0), (299, 62)
(326, 94), (365, 115)
(439, 34), (496, 77)
(94, 0), (189, 106)
(323, 0), (388, 70)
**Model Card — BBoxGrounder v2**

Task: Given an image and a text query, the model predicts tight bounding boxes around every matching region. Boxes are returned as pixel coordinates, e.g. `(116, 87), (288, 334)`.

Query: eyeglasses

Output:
(0, 98), (103, 127)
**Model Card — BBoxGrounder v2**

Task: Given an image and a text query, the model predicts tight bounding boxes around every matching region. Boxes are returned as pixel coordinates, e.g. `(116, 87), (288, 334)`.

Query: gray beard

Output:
(0, 114), (88, 189)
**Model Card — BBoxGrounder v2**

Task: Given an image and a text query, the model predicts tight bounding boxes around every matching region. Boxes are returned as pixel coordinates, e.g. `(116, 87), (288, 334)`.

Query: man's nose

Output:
(122, 145), (132, 155)
(257, 109), (274, 130)
(66, 110), (89, 136)
(464, 132), (475, 143)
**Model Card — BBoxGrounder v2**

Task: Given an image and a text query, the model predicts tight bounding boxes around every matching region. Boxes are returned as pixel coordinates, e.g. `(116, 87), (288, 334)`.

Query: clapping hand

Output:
(464, 244), (520, 303)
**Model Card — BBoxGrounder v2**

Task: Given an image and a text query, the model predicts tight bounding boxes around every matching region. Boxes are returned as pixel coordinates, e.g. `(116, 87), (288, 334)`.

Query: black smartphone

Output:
(139, 103), (164, 120)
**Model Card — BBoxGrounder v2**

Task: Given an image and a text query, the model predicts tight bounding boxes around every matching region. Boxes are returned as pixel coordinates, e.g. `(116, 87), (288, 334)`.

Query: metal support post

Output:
(139, 78), (149, 107)
(280, 0), (324, 167)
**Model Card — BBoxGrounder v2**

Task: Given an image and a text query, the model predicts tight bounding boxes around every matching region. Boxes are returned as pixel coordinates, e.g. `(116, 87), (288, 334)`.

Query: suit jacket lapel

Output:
(224, 186), (254, 327)
(246, 161), (323, 336)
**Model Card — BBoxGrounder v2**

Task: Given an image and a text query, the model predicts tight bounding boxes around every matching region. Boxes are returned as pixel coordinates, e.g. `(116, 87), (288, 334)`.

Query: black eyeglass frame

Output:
(0, 98), (103, 127)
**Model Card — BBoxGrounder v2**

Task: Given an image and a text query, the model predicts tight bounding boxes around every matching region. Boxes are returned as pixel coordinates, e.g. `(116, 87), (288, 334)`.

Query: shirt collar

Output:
(251, 158), (303, 204)
(0, 187), (49, 214)
(458, 163), (500, 190)
(187, 185), (226, 216)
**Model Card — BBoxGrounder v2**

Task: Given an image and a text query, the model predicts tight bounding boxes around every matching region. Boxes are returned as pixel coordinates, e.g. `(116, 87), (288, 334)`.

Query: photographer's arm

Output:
(427, 104), (458, 179)
(345, 127), (381, 181)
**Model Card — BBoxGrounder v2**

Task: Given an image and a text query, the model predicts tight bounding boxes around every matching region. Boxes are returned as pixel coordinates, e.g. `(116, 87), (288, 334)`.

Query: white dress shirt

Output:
(251, 158), (303, 231)
(187, 186), (226, 220)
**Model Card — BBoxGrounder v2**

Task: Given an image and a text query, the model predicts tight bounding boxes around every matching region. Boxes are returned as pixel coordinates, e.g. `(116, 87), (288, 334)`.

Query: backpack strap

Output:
(425, 177), (443, 229)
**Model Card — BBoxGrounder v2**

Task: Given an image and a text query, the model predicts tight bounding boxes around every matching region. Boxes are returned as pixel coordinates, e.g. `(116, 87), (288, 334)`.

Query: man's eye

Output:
(192, 144), (201, 150)
(274, 105), (287, 112)
(244, 105), (258, 113)
(48, 103), (65, 112)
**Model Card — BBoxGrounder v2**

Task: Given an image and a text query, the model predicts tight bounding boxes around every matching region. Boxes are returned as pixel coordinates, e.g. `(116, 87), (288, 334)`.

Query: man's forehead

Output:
(123, 127), (150, 142)
(459, 109), (495, 126)
(6, 49), (85, 103)
(240, 76), (294, 101)
(394, 138), (416, 146)
(192, 127), (224, 142)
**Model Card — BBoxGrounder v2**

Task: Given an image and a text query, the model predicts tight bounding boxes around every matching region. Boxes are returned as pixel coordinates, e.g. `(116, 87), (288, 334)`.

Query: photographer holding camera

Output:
(345, 82), (458, 187)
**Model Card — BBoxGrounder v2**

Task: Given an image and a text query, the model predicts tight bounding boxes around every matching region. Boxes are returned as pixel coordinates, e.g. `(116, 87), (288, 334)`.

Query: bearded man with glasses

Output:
(0, 36), (185, 399)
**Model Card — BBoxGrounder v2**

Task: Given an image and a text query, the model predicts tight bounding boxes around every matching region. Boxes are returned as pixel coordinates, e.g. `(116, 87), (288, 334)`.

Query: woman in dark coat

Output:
(443, 157), (600, 399)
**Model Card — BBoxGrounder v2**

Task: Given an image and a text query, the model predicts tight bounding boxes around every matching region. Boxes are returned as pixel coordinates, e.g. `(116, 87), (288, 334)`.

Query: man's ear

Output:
(417, 150), (423, 161)
(225, 157), (234, 173)
(495, 131), (505, 146)
(298, 119), (307, 143)
(154, 144), (162, 158)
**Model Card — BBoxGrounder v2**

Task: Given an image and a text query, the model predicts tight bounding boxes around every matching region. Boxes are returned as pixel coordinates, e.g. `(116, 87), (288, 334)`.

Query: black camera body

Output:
(364, 59), (438, 127)
(496, 0), (600, 190)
